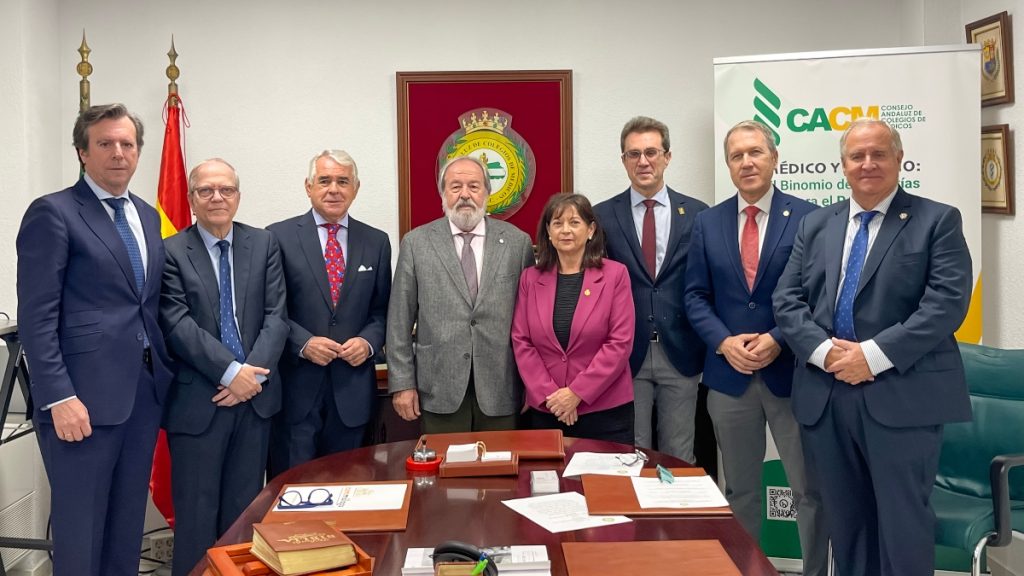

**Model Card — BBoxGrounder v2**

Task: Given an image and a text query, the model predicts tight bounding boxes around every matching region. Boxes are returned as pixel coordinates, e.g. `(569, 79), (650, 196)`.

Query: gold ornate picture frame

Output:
(966, 11), (1015, 106)
(981, 124), (1014, 215)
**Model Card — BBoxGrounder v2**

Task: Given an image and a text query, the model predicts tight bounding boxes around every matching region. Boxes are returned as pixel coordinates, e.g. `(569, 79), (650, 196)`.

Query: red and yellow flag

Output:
(150, 95), (190, 530)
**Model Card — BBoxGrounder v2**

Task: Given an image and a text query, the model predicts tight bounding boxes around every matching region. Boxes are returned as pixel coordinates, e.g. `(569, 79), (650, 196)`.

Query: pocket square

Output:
(357, 265), (373, 272)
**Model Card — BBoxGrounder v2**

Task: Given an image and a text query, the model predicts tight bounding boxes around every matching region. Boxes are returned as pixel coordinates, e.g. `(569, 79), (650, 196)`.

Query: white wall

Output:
(6, 0), (1022, 346)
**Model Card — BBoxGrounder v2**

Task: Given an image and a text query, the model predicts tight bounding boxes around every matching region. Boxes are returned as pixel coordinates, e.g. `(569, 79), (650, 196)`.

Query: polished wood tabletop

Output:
(195, 438), (778, 575)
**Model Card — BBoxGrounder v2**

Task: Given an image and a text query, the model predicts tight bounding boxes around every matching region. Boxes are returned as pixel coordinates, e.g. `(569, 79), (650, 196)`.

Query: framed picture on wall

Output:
(981, 124), (1014, 215)
(396, 70), (573, 239)
(966, 11), (1015, 106)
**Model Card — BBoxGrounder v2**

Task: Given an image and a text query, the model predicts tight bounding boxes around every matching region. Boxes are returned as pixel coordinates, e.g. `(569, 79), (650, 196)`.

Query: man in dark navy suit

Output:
(594, 116), (707, 462)
(17, 103), (174, 576)
(268, 150), (391, 476)
(685, 120), (825, 575)
(160, 158), (288, 576)
(774, 118), (973, 576)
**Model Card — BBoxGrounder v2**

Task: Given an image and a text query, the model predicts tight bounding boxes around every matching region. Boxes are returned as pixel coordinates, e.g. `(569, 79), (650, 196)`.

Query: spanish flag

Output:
(150, 95), (190, 529)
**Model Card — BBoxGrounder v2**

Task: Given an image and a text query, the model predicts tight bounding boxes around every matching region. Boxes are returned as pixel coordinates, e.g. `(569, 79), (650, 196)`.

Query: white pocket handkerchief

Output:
(357, 265), (372, 272)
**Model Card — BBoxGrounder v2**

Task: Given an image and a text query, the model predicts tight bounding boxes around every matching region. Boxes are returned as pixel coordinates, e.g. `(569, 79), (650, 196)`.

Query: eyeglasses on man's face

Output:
(622, 148), (666, 162)
(277, 487), (333, 509)
(193, 186), (239, 199)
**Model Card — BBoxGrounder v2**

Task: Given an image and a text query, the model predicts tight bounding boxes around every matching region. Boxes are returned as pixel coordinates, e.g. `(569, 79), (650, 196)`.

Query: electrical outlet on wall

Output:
(146, 533), (174, 564)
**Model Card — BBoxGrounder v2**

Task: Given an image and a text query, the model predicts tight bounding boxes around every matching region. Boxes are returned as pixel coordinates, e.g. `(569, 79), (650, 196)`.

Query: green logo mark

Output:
(753, 78), (782, 145)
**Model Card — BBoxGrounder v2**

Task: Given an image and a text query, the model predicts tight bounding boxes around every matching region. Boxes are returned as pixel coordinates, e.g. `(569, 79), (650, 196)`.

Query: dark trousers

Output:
(268, 375), (366, 479)
(37, 367), (161, 576)
(525, 402), (635, 446)
(168, 402), (271, 576)
(421, 377), (516, 433)
(801, 381), (942, 576)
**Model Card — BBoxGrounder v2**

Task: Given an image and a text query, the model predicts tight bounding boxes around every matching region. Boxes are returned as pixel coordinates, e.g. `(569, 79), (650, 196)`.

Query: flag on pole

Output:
(150, 93), (190, 530)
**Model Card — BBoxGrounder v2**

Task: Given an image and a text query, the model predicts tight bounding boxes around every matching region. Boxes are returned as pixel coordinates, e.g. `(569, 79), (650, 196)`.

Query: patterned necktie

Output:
(641, 199), (657, 277)
(216, 240), (245, 362)
(322, 223), (346, 307)
(104, 197), (145, 293)
(741, 205), (760, 291)
(459, 232), (478, 303)
(833, 210), (878, 341)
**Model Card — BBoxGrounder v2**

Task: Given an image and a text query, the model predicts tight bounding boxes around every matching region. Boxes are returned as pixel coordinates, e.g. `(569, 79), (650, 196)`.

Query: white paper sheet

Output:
(560, 451), (644, 478)
(630, 475), (729, 509)
(272, 483), (408, 512)
(502, 491), (631, 533)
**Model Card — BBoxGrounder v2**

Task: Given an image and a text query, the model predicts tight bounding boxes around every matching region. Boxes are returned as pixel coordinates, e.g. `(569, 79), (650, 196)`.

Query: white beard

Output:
(443, 198), (486, 231)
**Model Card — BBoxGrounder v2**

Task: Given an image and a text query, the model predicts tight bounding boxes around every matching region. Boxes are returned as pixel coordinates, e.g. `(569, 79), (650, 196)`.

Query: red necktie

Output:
(322, 223), (346, 307)
(642, 199), (657, 278)
(741, 205), (760, 291)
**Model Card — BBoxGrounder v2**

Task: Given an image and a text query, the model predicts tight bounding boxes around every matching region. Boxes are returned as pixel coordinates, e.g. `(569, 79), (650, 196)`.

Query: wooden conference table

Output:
(195, 438), (778, 575)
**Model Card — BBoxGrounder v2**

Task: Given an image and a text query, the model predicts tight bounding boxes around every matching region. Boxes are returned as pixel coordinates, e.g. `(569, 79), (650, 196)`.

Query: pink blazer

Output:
(511, 258), (635, 415)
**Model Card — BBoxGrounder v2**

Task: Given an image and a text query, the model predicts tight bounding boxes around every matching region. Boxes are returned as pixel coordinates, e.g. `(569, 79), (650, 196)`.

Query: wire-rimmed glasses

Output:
(616, 449), (649, 467)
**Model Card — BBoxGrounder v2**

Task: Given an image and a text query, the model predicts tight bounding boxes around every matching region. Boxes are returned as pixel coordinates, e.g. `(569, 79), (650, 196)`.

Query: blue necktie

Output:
(833, 210), (878, 341)
(216, 240), (245, 363)
(104, 198), (145, 294)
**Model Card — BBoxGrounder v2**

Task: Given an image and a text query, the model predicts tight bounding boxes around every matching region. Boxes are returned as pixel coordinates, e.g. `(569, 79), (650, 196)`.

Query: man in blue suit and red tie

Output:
(684, 120), (826, 575)
(17, 103), (174, 576)
(774, 118), (973, 576)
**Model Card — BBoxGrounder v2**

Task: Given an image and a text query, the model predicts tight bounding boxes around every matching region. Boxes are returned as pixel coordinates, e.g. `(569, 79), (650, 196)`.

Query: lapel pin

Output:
(783, 210), (791, 217)
(499, 238), (505, 244)
(584, 289), (591, 296)
(678, 207), (685, 215)
(899, 212), (908, 220)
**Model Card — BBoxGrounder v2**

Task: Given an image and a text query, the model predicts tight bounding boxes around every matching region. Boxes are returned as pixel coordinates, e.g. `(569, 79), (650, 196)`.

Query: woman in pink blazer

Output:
(512, 193), (636, 444)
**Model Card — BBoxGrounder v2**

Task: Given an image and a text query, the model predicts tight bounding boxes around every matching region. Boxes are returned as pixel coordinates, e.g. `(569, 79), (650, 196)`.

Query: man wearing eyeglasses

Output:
(594, 116), (708, 463)
(266, 150), (391, 477)
(159, 158), (288, 576)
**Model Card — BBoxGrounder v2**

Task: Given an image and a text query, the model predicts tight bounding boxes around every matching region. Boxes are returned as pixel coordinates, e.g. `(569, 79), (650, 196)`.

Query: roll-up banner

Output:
(712, 45), (981, 569)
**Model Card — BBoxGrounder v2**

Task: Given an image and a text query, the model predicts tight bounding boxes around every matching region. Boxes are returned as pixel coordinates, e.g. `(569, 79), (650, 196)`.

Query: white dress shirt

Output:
(630, 186), (671, 276)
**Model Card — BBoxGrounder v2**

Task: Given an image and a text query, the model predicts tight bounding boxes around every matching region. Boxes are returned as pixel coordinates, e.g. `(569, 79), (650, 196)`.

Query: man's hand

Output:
(826, 338), (875, 385)
(302, 336), (343, 366)
(718, 333), (762, 374)
(51, 398), (92, 442)
(824, 345), (845, 371)
(746, 333), (782, 369)
(545, 388), (581, 424)
(221, 364), (268, 404)
(393, 389), (420, 421)
(212, 386), (241, 407)
(337, 337), (371, 367)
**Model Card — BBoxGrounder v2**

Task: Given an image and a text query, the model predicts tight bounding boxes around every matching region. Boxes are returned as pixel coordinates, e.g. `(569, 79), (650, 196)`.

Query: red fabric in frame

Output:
(406, 80), (566, 240)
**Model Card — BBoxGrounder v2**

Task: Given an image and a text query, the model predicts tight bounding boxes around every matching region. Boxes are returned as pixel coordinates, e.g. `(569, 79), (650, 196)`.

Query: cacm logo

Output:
(752, 78), (880, 143)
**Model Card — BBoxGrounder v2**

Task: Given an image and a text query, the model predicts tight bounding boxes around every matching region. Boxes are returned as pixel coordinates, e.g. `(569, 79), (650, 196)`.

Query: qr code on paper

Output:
(766, 486), (797, 521)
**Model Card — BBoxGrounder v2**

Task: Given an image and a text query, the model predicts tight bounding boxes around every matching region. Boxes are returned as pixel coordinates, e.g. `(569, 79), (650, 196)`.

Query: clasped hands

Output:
(718, 332), (782, 374)
(545, 388), (581, 426)
(824, 337), (874, 385)
(213, 363), (269, 406)
(303, 336), (371, 367)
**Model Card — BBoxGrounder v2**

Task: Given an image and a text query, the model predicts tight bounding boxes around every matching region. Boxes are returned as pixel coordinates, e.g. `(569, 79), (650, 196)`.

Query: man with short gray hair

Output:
(267, 150), (391, 477)
(388, 156), (534, 432)
(160, 158), (288, 576)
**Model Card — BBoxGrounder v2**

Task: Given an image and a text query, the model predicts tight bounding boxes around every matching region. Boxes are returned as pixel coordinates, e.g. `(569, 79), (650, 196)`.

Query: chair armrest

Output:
(989, 453), (1024, 547)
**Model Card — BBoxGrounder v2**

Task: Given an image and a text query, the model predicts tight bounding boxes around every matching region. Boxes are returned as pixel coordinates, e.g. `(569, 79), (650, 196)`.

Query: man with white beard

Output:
(387, 156), (535, 432)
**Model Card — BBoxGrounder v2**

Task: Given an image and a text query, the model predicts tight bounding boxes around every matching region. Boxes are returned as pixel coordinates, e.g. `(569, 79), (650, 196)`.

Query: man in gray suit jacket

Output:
(159, 159), (288, 576)
(388, 156), (534, 432)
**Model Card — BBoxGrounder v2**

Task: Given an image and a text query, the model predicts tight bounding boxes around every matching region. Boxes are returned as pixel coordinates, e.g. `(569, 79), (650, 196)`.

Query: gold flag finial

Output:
(76, 30), (92, 112)
(166, 36), (181, 106)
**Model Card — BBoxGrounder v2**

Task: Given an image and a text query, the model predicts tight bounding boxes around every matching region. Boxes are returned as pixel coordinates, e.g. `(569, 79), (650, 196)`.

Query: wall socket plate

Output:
(147, 532), (174, 564)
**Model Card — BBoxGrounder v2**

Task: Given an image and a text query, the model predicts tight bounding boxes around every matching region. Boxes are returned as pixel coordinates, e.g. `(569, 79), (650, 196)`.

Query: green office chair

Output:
(933, 343), (1024, 576)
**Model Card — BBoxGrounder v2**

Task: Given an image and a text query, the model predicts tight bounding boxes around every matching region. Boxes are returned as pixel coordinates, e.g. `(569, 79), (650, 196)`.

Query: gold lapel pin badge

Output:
(584, 289), (591, 296)
(678, 207), (685, 215)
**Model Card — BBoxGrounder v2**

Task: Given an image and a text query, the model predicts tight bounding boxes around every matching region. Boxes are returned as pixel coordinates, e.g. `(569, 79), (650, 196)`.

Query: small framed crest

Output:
(966, 11), (1015, 106)
(981, 124), (1014, 215)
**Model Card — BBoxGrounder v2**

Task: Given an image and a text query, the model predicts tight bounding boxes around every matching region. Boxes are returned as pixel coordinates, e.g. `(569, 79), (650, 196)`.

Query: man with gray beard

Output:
(387, 156), (535, 432)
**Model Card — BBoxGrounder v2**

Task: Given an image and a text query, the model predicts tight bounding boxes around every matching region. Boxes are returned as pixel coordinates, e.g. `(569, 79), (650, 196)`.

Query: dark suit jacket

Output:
(267, 212), (391, 427)
(684, 189), (817, 397)
(772, 187), (973, 427)
(594, 187), (708, 378)
(159, 222), (288, 434)
(17, 179), (173, 424)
